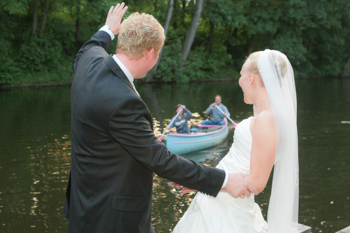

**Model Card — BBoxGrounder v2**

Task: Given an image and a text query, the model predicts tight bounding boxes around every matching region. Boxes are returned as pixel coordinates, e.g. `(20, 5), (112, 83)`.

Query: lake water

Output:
(0, 79), (349, 232)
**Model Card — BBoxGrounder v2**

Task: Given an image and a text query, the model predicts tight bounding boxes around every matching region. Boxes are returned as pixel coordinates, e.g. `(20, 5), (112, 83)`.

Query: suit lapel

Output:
(105, 55), (138, 95)
(105, 55), (154, 129)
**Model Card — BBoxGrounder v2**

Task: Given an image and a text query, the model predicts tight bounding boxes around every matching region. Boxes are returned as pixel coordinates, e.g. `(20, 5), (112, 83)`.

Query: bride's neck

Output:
(254, 93), (271, 114)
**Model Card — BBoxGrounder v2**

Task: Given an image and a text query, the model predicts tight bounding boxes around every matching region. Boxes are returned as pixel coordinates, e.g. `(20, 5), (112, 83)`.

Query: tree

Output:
(146, 0), (174, 82)
(40, 0), (51, 37)
(31, 0), (39, 38)
(343, 56), (350, 78)
(180, 0), (204, 69)
(1, 0), (350, 85)
(74, 0), (81, 41)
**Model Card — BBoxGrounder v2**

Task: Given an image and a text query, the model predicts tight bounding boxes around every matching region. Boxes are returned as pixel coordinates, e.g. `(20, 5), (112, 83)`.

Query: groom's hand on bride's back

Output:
(225, 173), (258, 197)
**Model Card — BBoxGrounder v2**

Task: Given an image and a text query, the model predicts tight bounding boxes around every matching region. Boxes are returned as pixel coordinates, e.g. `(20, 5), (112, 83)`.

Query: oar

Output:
(158, 108), (183, 141)
(215, 105), (238, 128)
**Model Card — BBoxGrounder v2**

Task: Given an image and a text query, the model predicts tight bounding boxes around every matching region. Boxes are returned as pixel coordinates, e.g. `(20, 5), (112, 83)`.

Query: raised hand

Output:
(105, 2), (128, 35)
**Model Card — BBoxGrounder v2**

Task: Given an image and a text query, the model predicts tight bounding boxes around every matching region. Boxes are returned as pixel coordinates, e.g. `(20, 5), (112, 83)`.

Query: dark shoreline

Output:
(1, 76), (348, 90)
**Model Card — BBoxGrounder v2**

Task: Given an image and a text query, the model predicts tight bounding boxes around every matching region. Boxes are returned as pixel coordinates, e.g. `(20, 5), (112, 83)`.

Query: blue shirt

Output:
(205, 104), (230, 123)
(168, 109), (193, 134)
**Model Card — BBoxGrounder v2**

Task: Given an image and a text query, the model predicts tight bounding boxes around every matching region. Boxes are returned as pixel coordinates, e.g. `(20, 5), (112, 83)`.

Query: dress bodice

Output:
(217, 117), (253, 175)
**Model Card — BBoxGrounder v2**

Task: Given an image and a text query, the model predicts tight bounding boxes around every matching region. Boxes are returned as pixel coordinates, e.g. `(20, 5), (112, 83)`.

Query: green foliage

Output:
(154, 39), (182, 83)
(0, 0), (350, 86)
(0, 57), (22, 85)
(155, 38), (235, 83)
(1, 0), (31, 15)
(181, 44), (236, 82)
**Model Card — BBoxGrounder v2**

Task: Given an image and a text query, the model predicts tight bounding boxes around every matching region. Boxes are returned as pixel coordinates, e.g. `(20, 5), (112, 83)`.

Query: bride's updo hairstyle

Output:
(246, 51), (288, 88)
(246, 51), (264, 87)
(246, 51), (262, 75)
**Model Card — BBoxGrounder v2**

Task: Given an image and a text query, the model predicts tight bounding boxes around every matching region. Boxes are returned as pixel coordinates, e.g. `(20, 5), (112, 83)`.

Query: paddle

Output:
(215, 105), (238, 128)
(158, 108), (183, 141)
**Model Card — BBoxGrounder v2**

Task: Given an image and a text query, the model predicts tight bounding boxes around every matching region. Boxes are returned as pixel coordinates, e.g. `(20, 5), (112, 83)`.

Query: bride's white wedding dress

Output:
(173, 50), (299, 233)
(173, 116), (268, 233)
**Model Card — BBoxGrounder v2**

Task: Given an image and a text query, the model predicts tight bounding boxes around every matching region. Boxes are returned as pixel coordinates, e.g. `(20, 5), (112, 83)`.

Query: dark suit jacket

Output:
(62, 30), (225, 233)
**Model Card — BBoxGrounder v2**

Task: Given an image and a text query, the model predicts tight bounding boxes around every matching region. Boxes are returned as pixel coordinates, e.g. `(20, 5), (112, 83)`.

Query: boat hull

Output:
(165, 119), (229, 155)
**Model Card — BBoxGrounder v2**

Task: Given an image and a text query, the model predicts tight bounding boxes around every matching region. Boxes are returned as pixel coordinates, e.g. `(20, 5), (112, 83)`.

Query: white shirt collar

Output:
(112, 55), (139, 96)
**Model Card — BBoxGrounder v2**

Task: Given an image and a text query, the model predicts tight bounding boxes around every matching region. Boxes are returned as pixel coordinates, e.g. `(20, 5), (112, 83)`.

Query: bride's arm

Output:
(244, 111), (276, 194)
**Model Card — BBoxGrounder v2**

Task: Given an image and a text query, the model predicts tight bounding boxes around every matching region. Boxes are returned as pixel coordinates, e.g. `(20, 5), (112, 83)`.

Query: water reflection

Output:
(0, 87), (71, 232)
(0, 79), (350, 232)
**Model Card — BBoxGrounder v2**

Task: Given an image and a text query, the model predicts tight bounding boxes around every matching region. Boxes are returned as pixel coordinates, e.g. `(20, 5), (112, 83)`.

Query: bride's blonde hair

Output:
(246, 51), (262, 75)
(246, 51), (287, 87)
(246, 51), (264, 86)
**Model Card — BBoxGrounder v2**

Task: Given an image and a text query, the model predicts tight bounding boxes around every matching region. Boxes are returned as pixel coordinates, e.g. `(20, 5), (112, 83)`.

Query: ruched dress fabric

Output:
(173, 117), (268, 233)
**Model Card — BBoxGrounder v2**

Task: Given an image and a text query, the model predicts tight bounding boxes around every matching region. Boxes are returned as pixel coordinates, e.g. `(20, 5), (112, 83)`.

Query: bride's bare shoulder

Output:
(251, 109), (275, 134)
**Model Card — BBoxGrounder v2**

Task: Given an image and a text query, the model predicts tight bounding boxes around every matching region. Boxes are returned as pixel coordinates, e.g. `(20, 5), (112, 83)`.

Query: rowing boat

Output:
(165, 118), (229, 155)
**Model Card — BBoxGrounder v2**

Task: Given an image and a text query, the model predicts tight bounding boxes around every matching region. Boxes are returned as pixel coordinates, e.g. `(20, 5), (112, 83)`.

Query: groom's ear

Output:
(145, 48), (155, 61)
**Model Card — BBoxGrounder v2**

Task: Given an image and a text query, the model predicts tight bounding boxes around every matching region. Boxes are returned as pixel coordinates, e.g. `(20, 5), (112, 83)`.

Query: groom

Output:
(62, 3), (257, 233)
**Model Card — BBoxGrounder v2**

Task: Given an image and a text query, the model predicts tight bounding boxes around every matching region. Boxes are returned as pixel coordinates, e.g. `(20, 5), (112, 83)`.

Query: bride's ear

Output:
(249, 73), (262, 87)
(248, 74), (255, 87)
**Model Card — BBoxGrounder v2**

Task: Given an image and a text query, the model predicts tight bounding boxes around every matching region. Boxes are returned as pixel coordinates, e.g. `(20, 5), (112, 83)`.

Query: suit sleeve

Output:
(109, 95), (225, 197)
(72, 30), (112, 72)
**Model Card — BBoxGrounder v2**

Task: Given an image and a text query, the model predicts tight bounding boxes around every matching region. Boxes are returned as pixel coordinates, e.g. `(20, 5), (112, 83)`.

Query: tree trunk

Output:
(342, 56), (350, 78)
(180, 0), (204, 69)
(31, 0), (39, 38)
(231, 27), (238, 38)
(74, 0), (81, 42)
(205, 21), (214, 53)
(40, 0), (51, 37)
(247, 34), (255, 55)
(180, 0), (186, 28)
(153, 0), (158, 14)
(172, 0), (178, 30)
(145, 0), (174, 82)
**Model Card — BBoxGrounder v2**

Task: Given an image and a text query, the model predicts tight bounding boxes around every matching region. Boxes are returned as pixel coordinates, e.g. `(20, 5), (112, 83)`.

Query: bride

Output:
(172, 50), (299, 233)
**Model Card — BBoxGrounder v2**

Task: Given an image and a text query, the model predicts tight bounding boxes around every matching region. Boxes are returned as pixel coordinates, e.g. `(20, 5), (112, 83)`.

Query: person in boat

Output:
(166, 104), (193, 134)
(201, 95), (230, 125)
(173, 50), (299, 233)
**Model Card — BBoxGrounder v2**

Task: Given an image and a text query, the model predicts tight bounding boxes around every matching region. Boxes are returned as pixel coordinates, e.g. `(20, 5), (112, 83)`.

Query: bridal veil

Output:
(258, 50), (299, 232)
